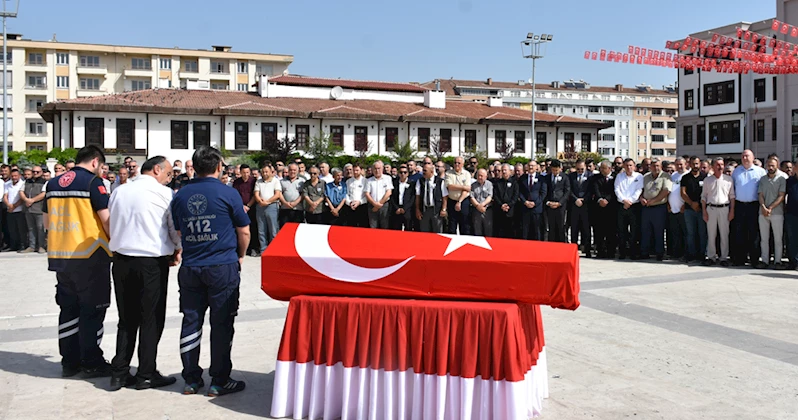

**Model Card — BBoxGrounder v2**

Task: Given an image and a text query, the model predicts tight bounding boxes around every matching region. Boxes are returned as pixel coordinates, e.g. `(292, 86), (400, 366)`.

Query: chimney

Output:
(435, 79), (441, 91)
(424, 90), (446, 109)
(551, 81), (560, 88)
(258, 74), (269, 98)
(487, 78), (493, 86)
(615, 84), (623, 91)
(488, 96), (503, 108)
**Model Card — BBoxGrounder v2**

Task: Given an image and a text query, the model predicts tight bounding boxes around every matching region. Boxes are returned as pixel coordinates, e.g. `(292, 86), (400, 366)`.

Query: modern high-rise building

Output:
(3, 34), (293, 152)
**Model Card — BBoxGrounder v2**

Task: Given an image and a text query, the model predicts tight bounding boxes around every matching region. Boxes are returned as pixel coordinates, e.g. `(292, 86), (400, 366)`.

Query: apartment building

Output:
(423, 78), (678, 159)
(5, 34), (292, 152)
(632, 100), (679, 159)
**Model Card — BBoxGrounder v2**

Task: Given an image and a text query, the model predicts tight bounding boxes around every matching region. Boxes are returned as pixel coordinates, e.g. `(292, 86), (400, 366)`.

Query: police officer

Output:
(171, 146), (251, 396)
(44, 145), (112, 378)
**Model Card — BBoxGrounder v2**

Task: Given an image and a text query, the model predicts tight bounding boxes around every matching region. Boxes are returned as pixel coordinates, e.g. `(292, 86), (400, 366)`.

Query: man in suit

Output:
(545, 159), (571, 243)
(592, 160), (617, 258)
(389, 164), (415, 231)
(415, 163), (448, 233)
(539, 165), (553, 241)
(569, 159), (593, 256)
(518, 161), (548, 240)
(492, 164), (519, 239)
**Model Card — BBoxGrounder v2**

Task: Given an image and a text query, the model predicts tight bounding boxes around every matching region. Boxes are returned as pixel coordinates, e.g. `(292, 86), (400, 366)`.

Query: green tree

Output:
(389, 137), (417, 164)
(305, 131), (343, 164)
(47, 148), (78, 164)
(263, 135), (298, 164)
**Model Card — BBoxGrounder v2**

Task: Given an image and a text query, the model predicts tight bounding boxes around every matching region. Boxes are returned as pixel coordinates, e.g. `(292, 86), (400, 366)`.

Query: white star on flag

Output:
(438, 233), (492, 256)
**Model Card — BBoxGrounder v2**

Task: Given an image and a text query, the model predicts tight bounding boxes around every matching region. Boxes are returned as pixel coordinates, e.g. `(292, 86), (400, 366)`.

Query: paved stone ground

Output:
(0, 252), (797, 419)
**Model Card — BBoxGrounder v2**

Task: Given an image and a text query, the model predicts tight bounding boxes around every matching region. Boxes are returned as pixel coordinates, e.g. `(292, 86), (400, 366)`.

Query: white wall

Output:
(704, 113), (745, 155)
(72, 111), (147, 151)
(149, 115), (223, 163)
(678, 68), (700, 118)
(265, 83), (424, 104)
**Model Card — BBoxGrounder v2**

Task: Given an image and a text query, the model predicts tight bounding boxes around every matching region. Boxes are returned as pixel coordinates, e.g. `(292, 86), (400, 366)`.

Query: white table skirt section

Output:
(271, 348), (549, 420)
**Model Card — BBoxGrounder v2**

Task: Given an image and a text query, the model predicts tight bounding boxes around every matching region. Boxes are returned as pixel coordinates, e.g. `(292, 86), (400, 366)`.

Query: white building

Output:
(38, 75), (608, 162)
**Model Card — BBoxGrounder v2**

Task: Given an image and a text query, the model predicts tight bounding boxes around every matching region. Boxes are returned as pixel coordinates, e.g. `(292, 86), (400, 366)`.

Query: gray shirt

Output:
(280, 177), (304, 211)
(758, 173), (786, 215)
(471, 180), (493, 207)
(301, 180), (326, 214)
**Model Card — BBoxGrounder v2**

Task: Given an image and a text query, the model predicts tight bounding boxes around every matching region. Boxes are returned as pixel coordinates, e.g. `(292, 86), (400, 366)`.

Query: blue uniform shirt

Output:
(171, 177), (250, 267)
(324, 181), (347, 207)
(731, 165), (767, 203)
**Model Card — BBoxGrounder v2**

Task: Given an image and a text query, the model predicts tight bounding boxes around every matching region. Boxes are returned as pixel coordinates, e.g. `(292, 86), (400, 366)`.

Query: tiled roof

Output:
(39, 89), (609, 128)
(268, 75), (429, 93)
(421, 79), (677, 96)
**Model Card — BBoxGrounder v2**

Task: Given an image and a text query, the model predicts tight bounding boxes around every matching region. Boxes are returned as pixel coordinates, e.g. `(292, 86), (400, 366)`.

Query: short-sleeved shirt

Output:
(786, 176), (798, 215)
(668, 171), (686, 214)
(254, 177), (282, 202)
(758, 173), (786, 215)
(445, 169), (472, 201)
(365, 176), (393, 204)
(280, 177), (304, 211)
(471, 180), (493, 207)
(346, 176), (367, 205)
(171, 177), (250, 267)
(23, 177), (47, 214)
(325, 181), (347, 207)
(680, 172), (707, 205)
(732, 165), (767, 202)
(232, 176), (256, 205)
(301, 180), (326, 214)
(701, 174), (735, 205)
(642, 171), (672, 206)
(4, 179), (24, 213)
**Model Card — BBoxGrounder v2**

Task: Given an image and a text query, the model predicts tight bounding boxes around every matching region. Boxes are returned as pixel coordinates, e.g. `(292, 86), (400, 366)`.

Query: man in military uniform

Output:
(171, 146), (250, 397)
(43, 145), (112, 378)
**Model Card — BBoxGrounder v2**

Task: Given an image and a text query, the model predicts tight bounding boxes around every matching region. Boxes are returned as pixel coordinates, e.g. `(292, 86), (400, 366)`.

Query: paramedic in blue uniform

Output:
(43, 145), (113, 378)
(171, 146), (251, 397)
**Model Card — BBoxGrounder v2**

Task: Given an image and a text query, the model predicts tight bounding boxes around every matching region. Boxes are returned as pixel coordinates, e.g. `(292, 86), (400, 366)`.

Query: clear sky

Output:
(15, 0), (774, 88)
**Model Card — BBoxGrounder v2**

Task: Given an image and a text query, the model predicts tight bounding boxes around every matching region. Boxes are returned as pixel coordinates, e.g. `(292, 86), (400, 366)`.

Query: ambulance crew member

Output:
(171, 146), (250, 396)
(43, 145), (113, 378)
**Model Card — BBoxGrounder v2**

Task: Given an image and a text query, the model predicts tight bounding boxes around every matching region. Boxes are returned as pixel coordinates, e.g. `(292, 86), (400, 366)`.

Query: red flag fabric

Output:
(773, 20), (781, 31)
(782, 24), (790, 34)
(591, 52), (598, 60)
(261, 224), (581, 310)
(584, 51), (591, 59)
(792, 27), (798, 38)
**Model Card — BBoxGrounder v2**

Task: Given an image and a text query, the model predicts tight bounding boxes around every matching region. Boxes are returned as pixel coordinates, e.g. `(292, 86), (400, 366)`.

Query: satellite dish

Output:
(330, 86), (343, 100)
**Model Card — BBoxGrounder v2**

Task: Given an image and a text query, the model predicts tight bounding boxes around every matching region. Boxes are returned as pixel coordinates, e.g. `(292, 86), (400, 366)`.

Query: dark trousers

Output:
(447, 199), (471, 235)
(570, 205), (591, 252)
(495, 209), (515, 239)
(346, 205), (368, 228)
(326, 207), (346, 226)
(546, 206), (567, 242)
(786, 213), (798, 266)
(367, 204), (391, 229)
(471, 207), (494, 237)
(419, 207), (442, 233)
(0, 205), (8, 247)
(733, 201), (760, 265)
(390, 210), (413, 231)
(305, 212), (324, 224)
(25, 212), (45, 250)
(592, 207), (616, 257)
(667, 211), (687, 258)
(56, 266), (111, 370)
(617, 204), (641, 257)
(247, 207), (259, 254)
(7, 212), (26, 250)
(178, 263), (240, 386)
(521, 211), (541, 240)
(684, 207), (708, 260)
(278, 209), (305, 227)
(641, 205), (667, 257)
(111, 254), (169, 379)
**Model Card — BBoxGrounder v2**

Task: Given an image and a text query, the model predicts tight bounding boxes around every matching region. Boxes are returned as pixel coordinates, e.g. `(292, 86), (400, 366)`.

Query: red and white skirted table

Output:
(270, 295), (548, 420)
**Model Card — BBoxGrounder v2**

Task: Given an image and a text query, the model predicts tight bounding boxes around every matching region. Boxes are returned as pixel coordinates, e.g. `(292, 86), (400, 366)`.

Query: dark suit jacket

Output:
(518, 173), (548, 215)
(569, 172), (593, 203)
(547, 173), (571, 206)
(591, 174), (617, 209)
(389, 178), (416, 214)
(493, 178), (519, 218)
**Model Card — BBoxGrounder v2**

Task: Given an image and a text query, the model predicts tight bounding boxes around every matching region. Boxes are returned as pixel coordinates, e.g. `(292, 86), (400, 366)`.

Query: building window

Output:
(235, 122), (249, 150)
(27, 143), (45, 151)
(773, 78), (777, 101)
(792, 111), (798, 145)
(261, 122), (277, 150)
(210, 61), (227, 73)
(599, 147), (615, 155)
(601, 134), (615, 141)
(117, 119), (135, 150)
(194, 121), (211, 148)
(754, 119), (765, 142)
(171, 121), (189, 150)
(754, 79), (766, 103)
(652, 149), (664, 156)
(56, 53), (69, 65)
(536, 104), (548, 112)
(514, 131), (525, 153)
(588, 106), (600, 113)
(652, 121), (665, 129)
(27, 75), (46, 88)
(564, 132), (575, 153)
(418, 127), (430, 151)
(131, 80), (151, 91)
(385, 127), (399, 151)
(464, 129), (477, 151)
(28, 53), (43, 65)
(602, 106), (614, 114)
(131, 58), (151, 70)
(159, 58), (172, 70)
(667, 122), (676, 129)
(79, 55), (100, 67)
(28, 121), (44, 135)
(708, 120), (741, 144)
(665, 109), (676, 116)
(684, 89), (694, 110)
(697, 124), (706, 145)
(495, 130), (507, 153)
(237, 62), (248, 73)
(184, 60), (198, 72)
(652, 134), (665, 142)
(256, 64), (273, 75)
(85, 118), (104, 148)
(79, 78), (100, 90)
(27, 97), (44, 112)
(704, 81), (735, 106)
(354, 126), (368, 152)
(330, 125), (343, 147)
(536, 132), (546, 154)
(683, 126), (693, 146)
(773, 118), (778, 142)
(296, 125), (309, 150)
(581, 133), (591, 152)
(652, 108), (664, 116)
(237, 83), (248, 92)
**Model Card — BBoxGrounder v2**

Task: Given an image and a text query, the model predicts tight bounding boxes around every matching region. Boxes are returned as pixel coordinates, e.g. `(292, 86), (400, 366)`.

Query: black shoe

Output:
(208, 379), (246, 397)
(82, 361), (113, 378)
(135, 371), (177, 390)
(656, 255), (664, 261)
(719, 260), (730, 267)
(110, 374), (137, 391)
(62, 364), (81, 378)
(702, 259), (716, 266)
(631, 255), (643, 260)
(754, 262), (768, 269)
(183, 379), (205, 395)
(249, 249), (260, 257)
(618, 253), (627, 260)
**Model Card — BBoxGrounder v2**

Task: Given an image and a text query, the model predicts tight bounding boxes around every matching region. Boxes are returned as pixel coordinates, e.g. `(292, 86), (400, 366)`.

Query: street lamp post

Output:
(521, 33), (552, 159)
(1, 0), (19, 165)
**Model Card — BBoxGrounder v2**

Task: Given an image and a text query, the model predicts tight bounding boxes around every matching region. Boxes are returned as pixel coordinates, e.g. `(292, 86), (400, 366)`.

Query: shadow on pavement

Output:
(752, 272), (797, 280)
(208, 370), (276, 417)
(0, 350), (64, 379)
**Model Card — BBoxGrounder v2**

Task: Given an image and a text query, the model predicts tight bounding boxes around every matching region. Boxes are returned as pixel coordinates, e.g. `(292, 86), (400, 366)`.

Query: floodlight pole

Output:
(1, 0), (19, 165)
(522, 33), (552, 159)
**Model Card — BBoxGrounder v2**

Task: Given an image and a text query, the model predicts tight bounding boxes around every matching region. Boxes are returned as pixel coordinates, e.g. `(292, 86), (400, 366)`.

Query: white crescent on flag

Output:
(294, 224), (414, 283)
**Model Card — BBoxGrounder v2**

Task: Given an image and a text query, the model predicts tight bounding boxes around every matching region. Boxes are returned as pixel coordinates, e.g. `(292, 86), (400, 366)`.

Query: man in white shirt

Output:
(614, 158), (643, 259)
(667, 158), (688, 260)
(318, 162), (334, 184)
(345, 163), (368, 227)
(254, 161), (282, 252)
(3, 169), (27, 251)
(365, 160), (393, 229)
(108, 156), (180, 391)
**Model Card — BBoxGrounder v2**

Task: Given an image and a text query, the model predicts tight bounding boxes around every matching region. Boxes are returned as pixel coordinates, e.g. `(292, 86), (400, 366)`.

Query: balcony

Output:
(25, 131), (48, 137)
(179, 69), (200, 78)
(24, 84), (46, 91)
(123, 66), (153, 77)
(77, 64), (108, 75)
(209, 70), (230, 80)
(24, 61), (46, 69)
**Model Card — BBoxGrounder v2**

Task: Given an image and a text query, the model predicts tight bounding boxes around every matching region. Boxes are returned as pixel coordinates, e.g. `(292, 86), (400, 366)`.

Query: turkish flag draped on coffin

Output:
(262, 223), (580, 310)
